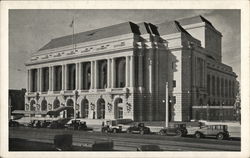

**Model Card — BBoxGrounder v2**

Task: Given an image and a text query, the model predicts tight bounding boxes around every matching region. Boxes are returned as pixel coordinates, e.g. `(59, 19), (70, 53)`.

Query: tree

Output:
(233, 81), (241, 123)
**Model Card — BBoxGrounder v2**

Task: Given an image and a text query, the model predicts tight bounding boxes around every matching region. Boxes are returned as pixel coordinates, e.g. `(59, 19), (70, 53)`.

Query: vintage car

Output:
(29, 120), (42, 128)
(9, 119), (20, 127)
(65, 119), (92, 131)
(101, 120), (123, 133)
(158, 123), (187, 137)
(126, 123), (150, 135)
(41, 120), (51, 128)
(194, 124), (230, 140)
(48, 118), (69, 129)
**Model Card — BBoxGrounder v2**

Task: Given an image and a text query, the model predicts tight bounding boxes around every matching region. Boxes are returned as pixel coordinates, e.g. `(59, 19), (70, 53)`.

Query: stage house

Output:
(22, 15), (238, 122)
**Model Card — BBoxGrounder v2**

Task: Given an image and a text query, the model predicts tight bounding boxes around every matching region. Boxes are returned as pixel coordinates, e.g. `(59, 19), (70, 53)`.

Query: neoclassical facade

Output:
(24, 15), (238, 121)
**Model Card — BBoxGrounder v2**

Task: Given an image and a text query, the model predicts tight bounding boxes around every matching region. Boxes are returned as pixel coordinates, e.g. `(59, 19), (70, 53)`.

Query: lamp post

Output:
(165, 82), (169, 128)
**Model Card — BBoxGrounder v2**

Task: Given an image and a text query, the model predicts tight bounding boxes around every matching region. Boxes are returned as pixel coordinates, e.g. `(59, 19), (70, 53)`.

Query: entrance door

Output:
(114, 98), (123, 119)
(97, 98), (105, 119)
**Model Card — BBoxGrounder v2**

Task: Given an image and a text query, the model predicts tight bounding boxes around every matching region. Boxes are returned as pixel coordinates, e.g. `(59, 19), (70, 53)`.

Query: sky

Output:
(9, 9), (241, 89)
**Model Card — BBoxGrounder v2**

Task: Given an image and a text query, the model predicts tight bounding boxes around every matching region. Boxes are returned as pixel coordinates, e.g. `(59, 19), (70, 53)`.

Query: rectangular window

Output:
(173, 80), (176, 88)
(118, 107), (123, 119)
(207, 75), (210, 96)
(31, 69), (38, 92)
(171, 96), (176, 104)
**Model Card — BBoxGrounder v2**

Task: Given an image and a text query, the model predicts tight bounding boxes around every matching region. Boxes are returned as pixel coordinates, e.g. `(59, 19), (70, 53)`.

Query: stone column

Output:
(111, 58), (116, 88)
(61, 65), (65, 91)
(125, 56), (130, 87)
(51, 66), (54, 91)
(65, 64), (68, 90)
(130, 56), (134, 87)
(90, 61), (94, 89)
(138, 53), (144, 89)
(37, 68), (40, 92)
(107, 59), (111, 88)
(39, 68), (42, 92)
(75, 63), (79, 90)
(27, 69), (30, 92)
(149, 58), (153, 93)
(94, 61), (99, 89)
(49, 67), (52, 91)
(79, 62), (82, 90)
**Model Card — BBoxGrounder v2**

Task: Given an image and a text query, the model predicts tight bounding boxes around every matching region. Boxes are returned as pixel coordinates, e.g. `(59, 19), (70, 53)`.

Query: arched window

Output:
(66, 99), (74, 118)
(41, 100), (47, 111)
(116, 57), (126, 88)
(30, 100), (36, 111)
(53, 99), (60, 109)
(81, 99), (89, 118)
(97, 98), (105, 119)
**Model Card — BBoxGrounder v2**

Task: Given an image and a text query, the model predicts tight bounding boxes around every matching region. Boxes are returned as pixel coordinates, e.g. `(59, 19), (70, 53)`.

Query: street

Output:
(9, 127), (240, 151)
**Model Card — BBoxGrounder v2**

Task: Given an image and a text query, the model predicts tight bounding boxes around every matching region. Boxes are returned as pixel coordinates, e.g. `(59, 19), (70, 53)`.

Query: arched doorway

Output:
(53, 99), (60, 109)
(30, 100), (36, 111)
(66, 99), (74, 118)
(97, 98), (105, 119)
(114, 98), (123, 119)
(81, 99), (89, 118)
(41, 100), (47, 111)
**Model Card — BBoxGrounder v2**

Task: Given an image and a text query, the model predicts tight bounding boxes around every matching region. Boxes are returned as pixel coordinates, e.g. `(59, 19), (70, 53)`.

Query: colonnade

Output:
(27, 55), (136, 93)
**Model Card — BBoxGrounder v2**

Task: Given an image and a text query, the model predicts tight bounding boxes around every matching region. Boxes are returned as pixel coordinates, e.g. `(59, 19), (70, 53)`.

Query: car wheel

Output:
(217, 133), (224, 140)
(195, 132), (202, 139)
(159, 130), (165, 136)
(126, 129), (131, 134)
(113, 129), (117, 133)
(176, 130), (182, 137)
(140, 130), (144, 135)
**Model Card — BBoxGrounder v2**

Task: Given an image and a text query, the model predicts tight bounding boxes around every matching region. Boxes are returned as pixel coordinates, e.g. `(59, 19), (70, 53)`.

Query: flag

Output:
(69, 19), (74, 28)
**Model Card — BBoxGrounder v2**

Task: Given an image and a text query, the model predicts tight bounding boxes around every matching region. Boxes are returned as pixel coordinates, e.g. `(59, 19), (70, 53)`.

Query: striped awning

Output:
(12, 110), (47, 115)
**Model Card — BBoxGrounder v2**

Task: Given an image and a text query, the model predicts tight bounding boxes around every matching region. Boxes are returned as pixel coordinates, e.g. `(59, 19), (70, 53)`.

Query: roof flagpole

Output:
(70, 17), (75, 52)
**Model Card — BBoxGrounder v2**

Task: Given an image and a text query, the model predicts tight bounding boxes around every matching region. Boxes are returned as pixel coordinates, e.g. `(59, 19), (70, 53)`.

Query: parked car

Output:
(41, 120), (51, 128)
(9, 119), (20, 127)
(194, 124), (229, 140)
(126, 123), (150, 135)
(101, 120), (123, 133)
(48, 118), (69, 129)
(158, 123), (187, 137)
(136, 145), (162, 151)
(65, 119), (90, 131)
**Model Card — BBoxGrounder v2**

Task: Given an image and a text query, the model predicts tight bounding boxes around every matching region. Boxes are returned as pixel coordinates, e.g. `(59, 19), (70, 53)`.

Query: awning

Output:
(47, 106), (73, 115)
(12, 110), (47, 115)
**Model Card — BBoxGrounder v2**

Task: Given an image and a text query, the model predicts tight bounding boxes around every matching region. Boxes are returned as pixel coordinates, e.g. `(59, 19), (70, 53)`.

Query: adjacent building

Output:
(23, 15), (238, 122)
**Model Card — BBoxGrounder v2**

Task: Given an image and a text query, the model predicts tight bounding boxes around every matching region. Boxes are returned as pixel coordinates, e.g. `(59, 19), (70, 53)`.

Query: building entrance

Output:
(97, 98), (105, 119)
(66, 99), (74, 118)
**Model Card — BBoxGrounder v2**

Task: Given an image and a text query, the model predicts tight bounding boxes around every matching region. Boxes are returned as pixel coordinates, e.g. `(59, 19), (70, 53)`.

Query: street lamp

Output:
(165, 82), (169, 128)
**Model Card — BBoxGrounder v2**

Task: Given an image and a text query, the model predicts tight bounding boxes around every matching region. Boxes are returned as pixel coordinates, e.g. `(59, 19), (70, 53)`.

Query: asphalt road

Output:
(9, 127), (240, 151)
